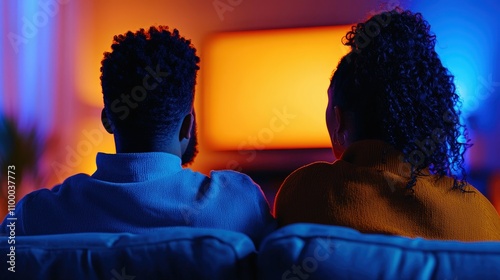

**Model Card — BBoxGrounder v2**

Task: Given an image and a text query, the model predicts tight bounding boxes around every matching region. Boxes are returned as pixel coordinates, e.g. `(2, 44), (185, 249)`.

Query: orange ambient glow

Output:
(201, 25), (352, 150)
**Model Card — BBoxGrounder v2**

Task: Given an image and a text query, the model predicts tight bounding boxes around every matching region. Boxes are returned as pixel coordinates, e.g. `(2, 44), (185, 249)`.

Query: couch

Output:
(1, 224), (499, 279)
(259, 223), (500, 279)
(0, 227), (255, 280)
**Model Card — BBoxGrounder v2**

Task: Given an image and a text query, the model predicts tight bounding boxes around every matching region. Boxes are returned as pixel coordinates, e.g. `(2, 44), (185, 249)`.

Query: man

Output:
(1, 26), (276, 245)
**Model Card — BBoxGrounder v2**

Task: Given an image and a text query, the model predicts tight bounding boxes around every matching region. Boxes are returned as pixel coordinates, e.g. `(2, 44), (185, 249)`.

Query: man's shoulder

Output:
(208, 169), (258, 186)
(205, 170), (266, 196)
(23, 173), (91, 201)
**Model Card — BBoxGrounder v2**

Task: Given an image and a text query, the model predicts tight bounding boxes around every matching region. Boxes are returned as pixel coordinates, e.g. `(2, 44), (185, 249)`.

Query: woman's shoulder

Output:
(288, 161), (334, 177)
(279, 161), (340, 189)
(275, 161), (337, 217)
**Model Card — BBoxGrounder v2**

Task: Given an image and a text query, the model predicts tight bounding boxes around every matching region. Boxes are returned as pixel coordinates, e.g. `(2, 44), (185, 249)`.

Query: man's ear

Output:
(179, 113), (194, 141)
(101, 109), (113, 134)
(333, 106), (345, 133)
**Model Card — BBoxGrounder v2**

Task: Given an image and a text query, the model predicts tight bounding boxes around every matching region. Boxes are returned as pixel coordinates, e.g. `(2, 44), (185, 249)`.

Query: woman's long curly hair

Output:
(331, 9), (471, 190)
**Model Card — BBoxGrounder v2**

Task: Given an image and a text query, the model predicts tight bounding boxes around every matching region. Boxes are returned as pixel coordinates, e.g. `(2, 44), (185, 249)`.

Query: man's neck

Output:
(114, 136), (182, 157)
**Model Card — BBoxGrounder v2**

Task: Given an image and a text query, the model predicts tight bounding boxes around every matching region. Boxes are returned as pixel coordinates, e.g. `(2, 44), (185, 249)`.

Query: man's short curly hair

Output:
(100, 26), (200, 139)
(331, 9), (471, 190)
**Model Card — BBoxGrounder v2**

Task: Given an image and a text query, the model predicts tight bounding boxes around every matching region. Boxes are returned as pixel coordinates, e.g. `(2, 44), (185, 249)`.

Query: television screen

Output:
(201, 25), (352, 151)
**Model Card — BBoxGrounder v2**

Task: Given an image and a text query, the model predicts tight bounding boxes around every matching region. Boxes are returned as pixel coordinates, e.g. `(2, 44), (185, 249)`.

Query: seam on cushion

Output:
(12, 235), (255, 255)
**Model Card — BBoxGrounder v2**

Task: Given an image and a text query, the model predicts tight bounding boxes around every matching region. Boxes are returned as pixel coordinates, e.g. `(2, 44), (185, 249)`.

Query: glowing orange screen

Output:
(202, 25), (352, 150)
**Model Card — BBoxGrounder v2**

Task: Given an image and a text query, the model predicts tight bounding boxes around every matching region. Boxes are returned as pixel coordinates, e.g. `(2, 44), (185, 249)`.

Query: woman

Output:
(274, 9), (500, 241)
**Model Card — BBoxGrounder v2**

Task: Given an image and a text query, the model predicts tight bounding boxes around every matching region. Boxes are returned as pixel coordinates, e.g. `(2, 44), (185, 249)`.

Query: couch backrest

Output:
(258, 223), (500, 279)
(0, 226), (256, 280)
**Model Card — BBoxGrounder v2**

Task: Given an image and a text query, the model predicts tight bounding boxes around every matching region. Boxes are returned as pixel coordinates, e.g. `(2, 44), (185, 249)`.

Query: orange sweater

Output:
(274, 140), (500, 241)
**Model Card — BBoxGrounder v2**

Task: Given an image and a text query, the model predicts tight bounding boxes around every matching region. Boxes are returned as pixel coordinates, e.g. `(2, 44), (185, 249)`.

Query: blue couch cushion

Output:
(258, 223), (500, 279)
(0, 226), (256, 280)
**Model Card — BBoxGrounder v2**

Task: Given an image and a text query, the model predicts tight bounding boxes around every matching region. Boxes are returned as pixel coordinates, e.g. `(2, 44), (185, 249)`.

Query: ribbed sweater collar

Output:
(92, 152), (183, 183)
